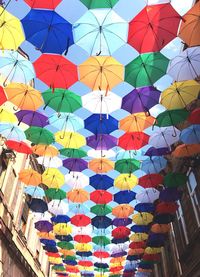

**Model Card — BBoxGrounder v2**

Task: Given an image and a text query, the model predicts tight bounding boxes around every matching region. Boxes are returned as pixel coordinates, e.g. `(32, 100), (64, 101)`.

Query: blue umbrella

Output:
(76, 251), (93, 257)
(55, 235), (73, 241)
(141, 156), (167, 173)
(90, 175), (113, 190)
(49, 113), (84, 132)
(180, 124), (200, 144)
(84, 114), (118, 134)
(114, 190), (136, 204)
(24, 186), (45, 198)
(22, 9), (73, 54)
(131, 225), (150, 233)
(51, 215), (70, 223)
(63, 260), (77, 266)
(111, 237), (129, 244)
(116, 149), (146, 160)
(154, 214), (175, 224)
(127, 255), (141, 261)
(29, 199), (48, 213)
(134, 203), (155, 213)
(0, 123), (25, 141)
(40, 239), (56, 247)
(92, 216), (112, 229)
(43, 245), (58, 253)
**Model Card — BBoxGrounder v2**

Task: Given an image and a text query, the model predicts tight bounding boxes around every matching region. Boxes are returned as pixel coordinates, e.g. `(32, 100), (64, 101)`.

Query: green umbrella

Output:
(80, 0), (119, 8)
(59, 148), (87, 158)
(57, 241), (74, 250)
(52, 265), (65, 271)
(156, 109), (189, 127)
(93, 235), (111, 246)
(95, 268), (109, 272)
(91, 204), (112, 216)
(164, 172), (188, 188)
(25, 127), (54, 145)
(43, 88), (82, 113)
(115, 159), (140, 173)
(62, 255), (76, 261)
(125, 52), (169, 87)
(45, 188), (66, 200)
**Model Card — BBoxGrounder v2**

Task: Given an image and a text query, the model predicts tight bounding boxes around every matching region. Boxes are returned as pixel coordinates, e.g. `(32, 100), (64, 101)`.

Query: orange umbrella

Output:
(19, 168), (42, 186)
(79, 56), (124, 91)
(37, 232), (55, 240)
(138, 268), (152, 273)
(128, 248), (144, 255)
(179, 2), (200, 46)
(112, 204), (134, 218)
(89, 158), (114, 173)
(32, 144), (59, 157)
(59, 249), (75, 256)
(172, 144), (200, 157)
(120, 112), (155, 132)
(151, 224), (171, 234)
(110, 257), (125, 264)
(67, 189), (89, 203)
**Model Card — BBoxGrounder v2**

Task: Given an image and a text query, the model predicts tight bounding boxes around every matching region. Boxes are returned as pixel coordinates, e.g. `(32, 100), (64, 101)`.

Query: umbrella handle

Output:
(172, 127), (177, 137)
(13, 105), (19, 112)
(96, 50), (102, 56)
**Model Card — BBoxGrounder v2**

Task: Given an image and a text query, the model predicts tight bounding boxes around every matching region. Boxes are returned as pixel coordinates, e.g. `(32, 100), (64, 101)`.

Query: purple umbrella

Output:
(145, 147), (171, 156)
(111, 251), (127, 258)
(122, 86), (160, 114)
(63, 158), (88, 172)
(112, 218), (132, 227)
(35, 220), (53, 232)
(16, 110), (48, 127)
(159, 188), (182, 202)
(86, 134), (117, 150)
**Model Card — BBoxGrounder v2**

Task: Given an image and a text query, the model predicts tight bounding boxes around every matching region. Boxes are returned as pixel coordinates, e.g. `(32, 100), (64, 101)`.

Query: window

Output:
(187, 170), (200, 226)
(176, 201), (189, 245)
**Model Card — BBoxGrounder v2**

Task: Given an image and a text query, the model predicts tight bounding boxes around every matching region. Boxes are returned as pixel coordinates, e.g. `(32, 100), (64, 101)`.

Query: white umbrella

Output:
(36, 156), (63, 168)
(48, 200), (69, 215)
(136, 188), (160, 203)
(33, 211), (52, 222)
(72, 225), (93, 235)
(149, 126), (180, 148)
(167, 46), (200, 81)
(65, 171), (89, 188)
(82, 90), (122, 114)
(87, 149), (116, 159)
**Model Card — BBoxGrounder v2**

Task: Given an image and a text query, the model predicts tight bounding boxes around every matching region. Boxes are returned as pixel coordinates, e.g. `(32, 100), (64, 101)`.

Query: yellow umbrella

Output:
(48, 257), (63, 264)
(79, 56), (124, 91)
(112, 204), (134, 218)
(120, 112), (155, 132)
(79, 266), (93, 272)
(114, 174), (138, 190)
(129, 233), (148, 242)
(42, 168), (65, 188)
(89, 158), (114, 173)
(132, 212), (153, 225)
(75, 243), (93, 252)
(53, 223), (72, 235)
(145, 247), (162, 254)
(161, 80), (200, 110)
(0, 7), (25, 50)
(0, 108), (18, 123)
(32, 144), (59, 157)
(55, 131), (86, 148)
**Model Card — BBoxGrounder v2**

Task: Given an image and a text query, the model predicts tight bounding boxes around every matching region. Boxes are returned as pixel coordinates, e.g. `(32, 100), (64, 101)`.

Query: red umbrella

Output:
(139, 174), (164, 188)
(6, 140), (33, 155)
(94, 251), (110, 258)
(118, 132), (149, 150)
(74, 235), (92, 243)
(128, 3), (181, 53)
(112, 226), (130, 239)
(110, 266), (123, 272)
(45, 252), (60, 257)
(33, 54), (78, 91)
(90, 190), (112, 204)
(71, 214), (91, 226)
(188, 108), (200, 124)
(143, 253), (160, 262)
(129, 241), (146, 249)
(156, 202), (179, 214)
(24, 0), (62, 9)
(0, 86), (7, 106)
(78, 261), (93, 267)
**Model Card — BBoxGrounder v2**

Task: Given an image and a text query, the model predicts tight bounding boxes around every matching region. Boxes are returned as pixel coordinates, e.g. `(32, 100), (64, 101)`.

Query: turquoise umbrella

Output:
(49, 113), (84, 132)
(0, 123), (25, 141)
(24, 186), (45, 198)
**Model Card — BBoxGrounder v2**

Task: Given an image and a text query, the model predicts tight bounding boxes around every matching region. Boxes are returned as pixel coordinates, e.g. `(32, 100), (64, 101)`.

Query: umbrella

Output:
(139, 174), (164, 189)
(128, 3), (180, 53)
(188, 108), (200, 124)
(67, 189), (89, 203)
(0, 7), (24, 50)
(48, 200), (69, 215)
(0, 108), (17, 123)
(32, 144), (58, 157)
(136, 188), (160, 203)
(90, 190), (112, 204)
(164, 172), (187, 188)
(33, 54), (78, 90)
(112, 204), (134, 218)
(87, 134), (117, 150)
(29, 199), (48, 213)
(125, 52), (169, 87)
(80, 0), (119, 8)
(75, 243), (92, 252)
(42, 168), (65, 188)
(49, 113), (83, 132)
(0, 86), (7, 105)
(78, 261), (93, 267)
(141, 156), (167, 173)
(129, 233), (148, 242)
(35, 221), (53, 232)
(82, 90), (122, 114)
(55, 131), (86, 148)
(131, 225), (150, 233)
(71, 215), (91, 227)
(43, 89), (81, 113)
(160, 80), (200, 110)
(135, 203), (155, 213)
(132, 213), (154, 225)
(156, 202), (179, 214)
(60, 148), (87, 158)
(19, 169), (42, 186)
(89, 158), (114, 173)
(0, 51), (35, 84)
(149, 126), (180, 148)
(120, 113), (155, 132)
(73, 9), (128, 56)
(74, 235), (92, 243)
(93, 236), (110, 246)
(92, 216), (112, 229)
(85, 114), (118, 135)
(155, 109), (189, 127)
(112, 226), (130, 239)
(153, 214), (174, 224)
(122, 86), (160, 114)
(115, 159), (140, 174)
(159, 188), (181, 202)
(91, 205), (112, 216)
(151, 224), (171, 234)
(172, 144), (200, 157)
(16, 110), (48, 127)
(88, 149), (116, 159)
(63, 158), (88, 172)
(22, 9), (73, 54)
(118, 132), (149, 150)
(0, 123), (25, 141)
(94, 251), (109, 259)
(24, 0), (62, 9)
(112, 218), (132, 227)
(90, 174), (113, 190)
(24, 186), (45, 198)
(25, 127), (54, 145)
(180, 125), (200, 144)
(6, 140), (32, 155)
(36, 156), (63, 168)
(145, 147), (171, 156)
(45, 188), (66, 200)
(114, 173), (138, 191)
(179, 1), (200, 46)
(53, 223), (72, 235)
(114, 191), (136, 204)
(51, 215), (70, 224)
(65, 172), (89, 189)
(79, 56), (124, 91)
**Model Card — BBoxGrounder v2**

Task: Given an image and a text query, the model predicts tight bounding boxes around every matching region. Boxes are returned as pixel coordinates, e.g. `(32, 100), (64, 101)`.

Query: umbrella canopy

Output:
(120, 113), (155, 132)
(125, 52), (169, 87)
(135, 203), (155, 213)
(49, 113), (83, 132)
(112, 204), (134, 218)
(131, 225), (150, 234)
(53, 223), (72, 235)
(114, 190), (136, 204)
(0, 7), (24, 50)
(55, 131), (86, 148)
(32, 144), (58, 157)
(172, 144), (200, 157)
(79, 56), (124, 91)
(115, 159), (141, 174)
(139, 174), (164, 189)
(80, 0), (119, 8)
(65, 172), (89, 189)
(48, 200), (69, 215)
(118, 132), (149, 150)
(0, 108), (17, 123)
(112, 218), (132, 227)
(73, 9), (128, 56)
(141, 156), (167, 173)
(19, 169), (42, 186)
(160, 80), (200, 110)
(112, 226), (130, 239)
(24, 186), (45, 198)
(87, 134), (117, 150)
(42, 168), (65, 188)
(130, 233), (148, 242)
(132, 213), (154, 225)
(6, 140), (32, 155)
(22, 9), (73, 54)
(159, 188), (181, 202)
(156, 202), (179, 214)
(60, 148), (87, 158)
(164, 172), (187, 188)
(24, 0), (62, 9)
(85, 114), (118, 135)
(188, 108), (200, 124)
(33, 54), (78, 90)
(151, 224), (171, 234)
(149, 126), (180, 148)
(88, 149), (116, 159)
(90, 190), (112, 204)
(16, 110), (48, 127)
(90, 174), (113, 190)
(29, 199), (48, 213)
(0, 86), (7, 105)
(91, 204), (112, 216)
(63, 158), (88, 172)
(45, 188), (66, 200)
(25, 127), (54, 145)
(71, 214), (91, 227)
(51, 215), (70, 224)
(156, 109), (189, 127)
(92, 216), (112, 229)
(36, 156), (63, 168)
(136, 188), (160, 203)
(180, 125), (200, 144)
(35, 221), (53, 233)
(89, 158), (114, 173)
(74, 235), (92, 243)
(67, 189), (89, 203)
(93, 236), (110, 246)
